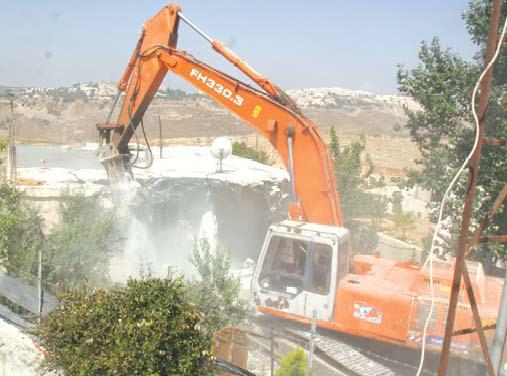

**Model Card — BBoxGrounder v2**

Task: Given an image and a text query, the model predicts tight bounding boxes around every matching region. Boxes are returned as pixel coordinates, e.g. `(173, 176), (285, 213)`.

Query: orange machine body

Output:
(259, 255), (502, 358)
(98, 4), (503, 358)
(340, 255), (501, 356)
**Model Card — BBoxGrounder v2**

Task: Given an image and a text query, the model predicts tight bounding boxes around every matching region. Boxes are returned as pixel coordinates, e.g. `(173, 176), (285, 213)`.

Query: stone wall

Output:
(20, 183), (105, 233)
(376, 232), (423, 264)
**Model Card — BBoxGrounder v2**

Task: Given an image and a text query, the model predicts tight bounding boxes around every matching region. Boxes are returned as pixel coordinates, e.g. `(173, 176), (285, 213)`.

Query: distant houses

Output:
(286, 87), (419, 110)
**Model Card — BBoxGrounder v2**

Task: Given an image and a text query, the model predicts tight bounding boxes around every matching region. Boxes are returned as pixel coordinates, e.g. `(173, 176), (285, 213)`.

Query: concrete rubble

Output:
(0, 318), (50, 376)
(16, 144), (290, 278)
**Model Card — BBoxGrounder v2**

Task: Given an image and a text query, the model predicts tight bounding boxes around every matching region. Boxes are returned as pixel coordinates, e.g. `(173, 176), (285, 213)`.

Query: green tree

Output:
(329, 125), (340, 158)
(329, 127), (388, 252)
(391, 190), (403, 215)
(0, 182), (45, 282)
(33, 278), (212, 375)
(0, 138), (9, 167)
(274, 347), (308, 376)
(370, 194), (389, 228)
(0, 183), (22, 265)
(43, 195), (123, 293)
(329, 128), (375, 221)
(0, 188), (122, 294)
(397, 0), (507, 260)
(392, 211), (417, 240)
(187, 239), (250, 337)
(232, 141), (272, 165)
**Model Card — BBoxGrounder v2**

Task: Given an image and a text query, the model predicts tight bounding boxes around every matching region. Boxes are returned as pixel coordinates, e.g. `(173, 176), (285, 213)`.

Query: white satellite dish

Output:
(210, 137), (232, 173)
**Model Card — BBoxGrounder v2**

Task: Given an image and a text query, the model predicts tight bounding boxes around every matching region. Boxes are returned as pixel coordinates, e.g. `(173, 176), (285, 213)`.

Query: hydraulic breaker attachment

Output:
(97, 122), (131, 186)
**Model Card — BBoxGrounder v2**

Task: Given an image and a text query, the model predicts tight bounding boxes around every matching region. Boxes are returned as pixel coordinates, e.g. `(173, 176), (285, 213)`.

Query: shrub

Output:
(0, 189), (122, 295)
(274, 347), (308, 376)
(43, 195), (123, 293)
(0, 182), (45, 279)
(187, 239), (250, 337)
(232, 141), (271, 165)
(33, 278), (212, 375)
(391, 211), (417, 240)
(0, 138), (9, 152)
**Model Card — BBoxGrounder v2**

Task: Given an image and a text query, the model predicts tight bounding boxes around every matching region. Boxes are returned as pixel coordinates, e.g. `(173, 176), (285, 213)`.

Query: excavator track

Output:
(250, 314), (489, 375)
(285, 327), (396, 376)
(250, 315), (434, 376)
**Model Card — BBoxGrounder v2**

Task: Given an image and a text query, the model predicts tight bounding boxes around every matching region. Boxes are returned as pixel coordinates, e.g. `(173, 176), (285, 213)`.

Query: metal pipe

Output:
(178, 12), (213, 43)
(492, 255), (507, 374)
(158, 115), (163, 159)
(286, 132), (297, 202)
(308, 310), (317, 372)
(37, 246), (42, 321)
(7, 93), (16, 182)
(106, 90), (121, 124)
(270, 324), (274, 376)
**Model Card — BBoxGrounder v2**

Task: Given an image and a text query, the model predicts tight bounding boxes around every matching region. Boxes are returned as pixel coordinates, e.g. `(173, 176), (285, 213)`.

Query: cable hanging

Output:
(416, 12), (507, 376)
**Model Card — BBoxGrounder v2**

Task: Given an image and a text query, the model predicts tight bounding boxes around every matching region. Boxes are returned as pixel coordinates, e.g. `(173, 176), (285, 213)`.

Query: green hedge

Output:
(33, 278), (212, 375)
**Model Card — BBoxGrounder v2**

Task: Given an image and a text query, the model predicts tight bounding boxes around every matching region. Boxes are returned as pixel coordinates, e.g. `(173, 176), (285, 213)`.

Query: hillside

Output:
(0, 84), (420, 175)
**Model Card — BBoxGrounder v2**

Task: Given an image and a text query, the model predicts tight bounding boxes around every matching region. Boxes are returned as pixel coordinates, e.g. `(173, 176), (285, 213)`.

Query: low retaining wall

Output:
(376, 233), (423, 264)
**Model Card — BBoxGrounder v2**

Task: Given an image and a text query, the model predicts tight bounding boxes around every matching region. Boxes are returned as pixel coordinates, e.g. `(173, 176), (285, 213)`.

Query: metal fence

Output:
(243, 312), (318, 376)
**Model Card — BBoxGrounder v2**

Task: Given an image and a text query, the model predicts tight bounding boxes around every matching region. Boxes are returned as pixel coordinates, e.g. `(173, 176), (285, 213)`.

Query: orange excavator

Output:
(97, 3), (503, 359)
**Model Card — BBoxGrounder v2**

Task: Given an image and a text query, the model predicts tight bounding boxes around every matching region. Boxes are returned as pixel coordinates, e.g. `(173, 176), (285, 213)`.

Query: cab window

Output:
(259, 236), (307, 294)
(309, 243), (332, 295)
(337, 240), (349, 281)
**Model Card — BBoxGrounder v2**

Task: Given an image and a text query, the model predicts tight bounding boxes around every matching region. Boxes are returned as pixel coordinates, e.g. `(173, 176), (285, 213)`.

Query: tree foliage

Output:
(397, 38), (479, 204)
(329, 127), (376, 220)
(0, 182), (45, 280)
(391, 211), (417, 240)
(232, 141), (272, 165)
(274, 347), (308, 376)
(32, 278), (212, 376)
(397, 0), (507, 261)
(187, 239), (250, 336)
(0, 188), (122, 294)
(43, 195), (123, 293)
(328, 127), (386, 252)
(0, 139), (8, 151)
(158, 88), (206, 100)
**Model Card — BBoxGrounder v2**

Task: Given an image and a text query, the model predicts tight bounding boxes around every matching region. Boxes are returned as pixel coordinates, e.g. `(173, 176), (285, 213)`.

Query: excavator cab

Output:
(252, 220), (350, 322)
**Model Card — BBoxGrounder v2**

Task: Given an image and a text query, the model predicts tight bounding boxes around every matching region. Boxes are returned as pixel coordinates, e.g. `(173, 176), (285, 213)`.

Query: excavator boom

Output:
(97, 3), (343, 227)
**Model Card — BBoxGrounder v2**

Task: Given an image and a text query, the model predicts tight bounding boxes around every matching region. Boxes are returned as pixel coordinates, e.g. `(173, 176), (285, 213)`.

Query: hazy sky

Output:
(0, 0), (478, 94)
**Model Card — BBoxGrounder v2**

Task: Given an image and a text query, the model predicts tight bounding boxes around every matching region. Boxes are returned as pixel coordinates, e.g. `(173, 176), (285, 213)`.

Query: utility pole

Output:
(308, 310), (317, 374)
(270, 323), (274, 376)
(158, 115), (163, 159)
(7, 92), (16, 182)
(38, 246), (42, 321)
(167, 265), (177, 280)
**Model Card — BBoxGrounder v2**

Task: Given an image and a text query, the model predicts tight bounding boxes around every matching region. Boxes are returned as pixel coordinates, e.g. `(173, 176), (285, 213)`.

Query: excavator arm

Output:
(97, 3), (344, 227)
